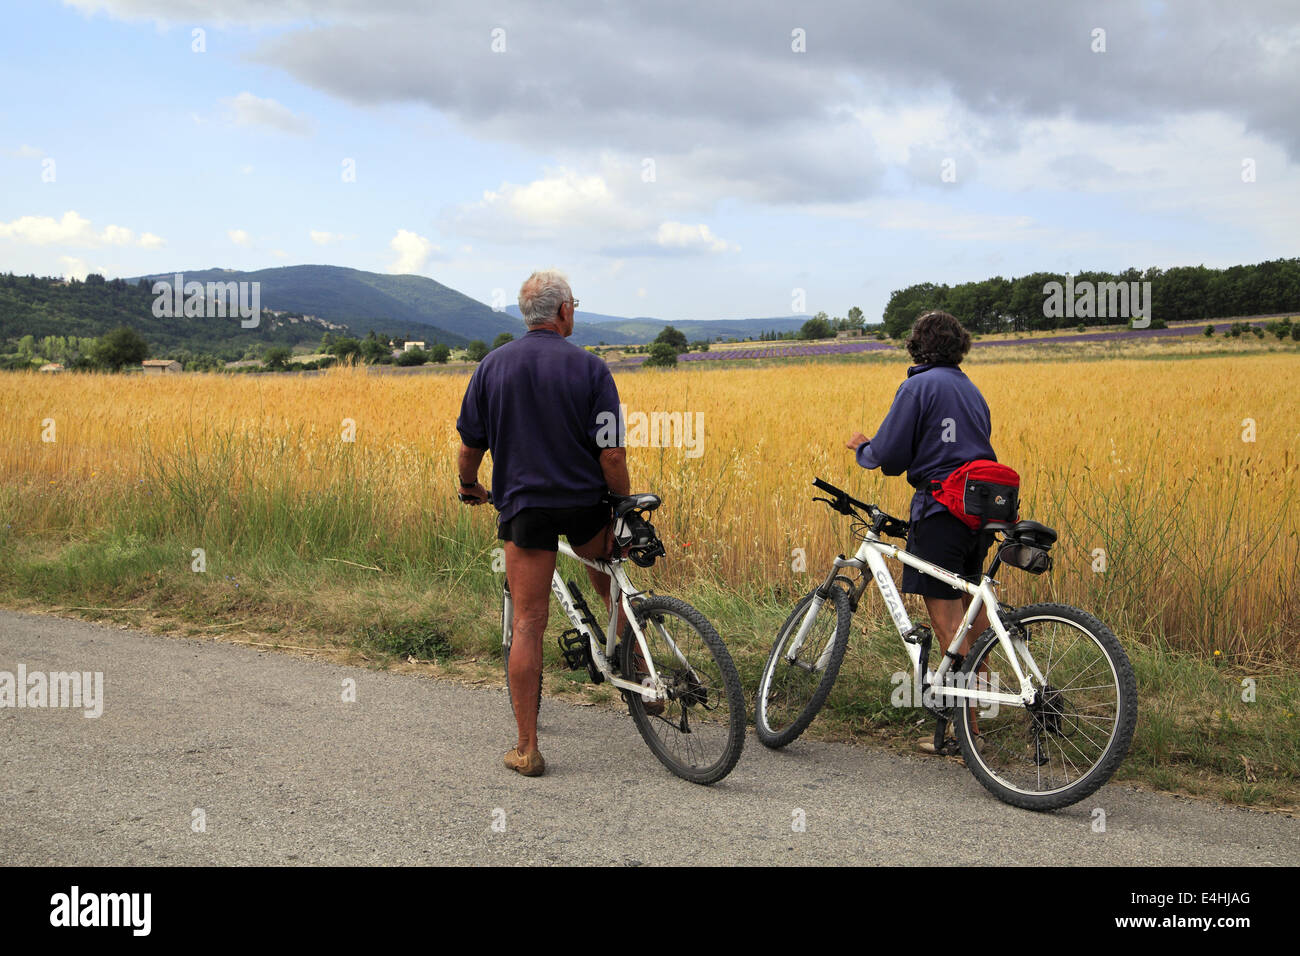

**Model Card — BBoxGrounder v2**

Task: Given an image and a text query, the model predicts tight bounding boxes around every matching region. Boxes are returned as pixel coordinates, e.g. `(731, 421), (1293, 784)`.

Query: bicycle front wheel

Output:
(621, 595), (746, 785)
(953, 603), (1137, 811)
(755, 586), (851, 749)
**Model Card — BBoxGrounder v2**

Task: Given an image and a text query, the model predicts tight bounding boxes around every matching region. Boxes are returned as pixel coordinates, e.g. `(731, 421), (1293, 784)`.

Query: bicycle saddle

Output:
(984, 519), (1057, 545)
(608, 492), (661, 517)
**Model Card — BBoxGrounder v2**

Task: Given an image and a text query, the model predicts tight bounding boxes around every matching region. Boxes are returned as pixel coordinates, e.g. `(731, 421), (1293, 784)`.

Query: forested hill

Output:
(0, 273), (346, 359)
(130, 265), (517, 346)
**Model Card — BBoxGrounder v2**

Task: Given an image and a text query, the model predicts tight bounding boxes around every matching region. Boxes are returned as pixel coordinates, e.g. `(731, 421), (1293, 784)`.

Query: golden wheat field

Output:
(2, 354), (1297, 660)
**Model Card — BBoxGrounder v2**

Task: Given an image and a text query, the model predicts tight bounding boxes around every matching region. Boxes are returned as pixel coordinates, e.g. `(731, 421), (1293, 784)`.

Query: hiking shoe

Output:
(503, 747), (546, 777)
(917, 736), (960, 756)
(917, 736), (984, 756)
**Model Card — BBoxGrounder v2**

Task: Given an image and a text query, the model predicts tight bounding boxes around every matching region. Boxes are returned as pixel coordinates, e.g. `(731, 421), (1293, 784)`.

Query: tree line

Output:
(881, 258), (1300, 337)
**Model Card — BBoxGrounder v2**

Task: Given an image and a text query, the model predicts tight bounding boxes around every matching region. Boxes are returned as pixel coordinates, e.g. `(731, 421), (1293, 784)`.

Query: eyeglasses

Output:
(571, 298), (579, 310)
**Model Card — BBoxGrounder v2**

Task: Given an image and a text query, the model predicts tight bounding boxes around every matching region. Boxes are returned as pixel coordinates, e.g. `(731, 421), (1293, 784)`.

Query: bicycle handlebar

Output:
(811, 477), (910, 539)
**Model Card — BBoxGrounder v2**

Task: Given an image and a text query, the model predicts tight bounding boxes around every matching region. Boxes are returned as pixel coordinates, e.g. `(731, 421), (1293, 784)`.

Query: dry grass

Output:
(3, 352), (1298, 661)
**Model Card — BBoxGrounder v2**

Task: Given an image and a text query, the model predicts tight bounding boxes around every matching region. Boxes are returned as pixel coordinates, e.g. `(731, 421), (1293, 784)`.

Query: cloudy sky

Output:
(2, 0), (1297, 321)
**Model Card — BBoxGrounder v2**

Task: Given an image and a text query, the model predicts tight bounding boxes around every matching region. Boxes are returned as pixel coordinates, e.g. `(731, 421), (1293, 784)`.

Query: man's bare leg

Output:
(504, 542), (557, 756)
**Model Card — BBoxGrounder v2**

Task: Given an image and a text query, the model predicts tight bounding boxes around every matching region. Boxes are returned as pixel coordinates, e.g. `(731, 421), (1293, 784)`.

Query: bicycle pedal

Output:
(557, 629), (591, 672)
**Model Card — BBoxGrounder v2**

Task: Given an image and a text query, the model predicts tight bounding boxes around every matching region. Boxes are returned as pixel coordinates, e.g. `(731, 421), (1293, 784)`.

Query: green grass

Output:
(2, 507), (1296, 810)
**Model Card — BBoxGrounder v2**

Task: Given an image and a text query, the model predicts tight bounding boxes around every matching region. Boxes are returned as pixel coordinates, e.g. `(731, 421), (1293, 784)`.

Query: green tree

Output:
(329, 337), (362, 361)
(360, 332), (391, 364)
(644, 342), (678, 367)
(395, 348), (427, 366)
(882, 282), (948, 338)
(491, 332), (514, 350)
(429, 343), (451, 363)
(799, 312), (832, 339)
(847, 306), (864, 328)
(465, 340), (490, 362)
(90, 325), (149, 371)
(653, 325), (689, 353)
(263, 345), (292, 370)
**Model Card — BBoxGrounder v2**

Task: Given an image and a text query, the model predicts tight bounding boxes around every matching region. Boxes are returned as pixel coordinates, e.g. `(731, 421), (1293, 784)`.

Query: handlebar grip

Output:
(812, 477), (842, 496)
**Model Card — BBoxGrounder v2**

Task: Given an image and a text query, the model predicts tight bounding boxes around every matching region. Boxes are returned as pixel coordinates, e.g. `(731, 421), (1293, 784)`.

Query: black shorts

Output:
(901, 510), (994, 600)
(497, 502), (611, 552)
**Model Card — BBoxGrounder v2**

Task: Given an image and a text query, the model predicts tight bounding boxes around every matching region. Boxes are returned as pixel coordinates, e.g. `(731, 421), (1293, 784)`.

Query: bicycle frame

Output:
(790, 529), (1045, 710)
(502, 540), (677, 702)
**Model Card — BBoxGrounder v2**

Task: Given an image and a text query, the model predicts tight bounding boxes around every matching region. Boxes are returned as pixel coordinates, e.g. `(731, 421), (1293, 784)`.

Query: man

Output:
(456, 270), (629, 777)
(845, 310), (995, 753)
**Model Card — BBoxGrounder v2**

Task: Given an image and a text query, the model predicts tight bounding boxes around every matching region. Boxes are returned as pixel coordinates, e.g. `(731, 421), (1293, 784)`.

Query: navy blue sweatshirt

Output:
(855, 363), (995, 522)
(456, 329), (622, 523)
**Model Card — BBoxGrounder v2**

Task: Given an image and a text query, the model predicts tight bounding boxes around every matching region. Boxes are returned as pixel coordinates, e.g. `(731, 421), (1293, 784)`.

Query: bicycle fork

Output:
(784, 563), (845, 671)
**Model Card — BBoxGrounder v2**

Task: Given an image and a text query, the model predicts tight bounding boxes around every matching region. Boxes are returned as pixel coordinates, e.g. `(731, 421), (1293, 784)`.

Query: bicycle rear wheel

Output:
(621, 595), (746, 785)
(953, 603), (1137, 811)
(755, 586), (851, 748)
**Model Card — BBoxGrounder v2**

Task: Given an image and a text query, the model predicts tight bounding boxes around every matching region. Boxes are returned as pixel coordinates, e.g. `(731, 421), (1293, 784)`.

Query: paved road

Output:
(1, 610), (1294, 866)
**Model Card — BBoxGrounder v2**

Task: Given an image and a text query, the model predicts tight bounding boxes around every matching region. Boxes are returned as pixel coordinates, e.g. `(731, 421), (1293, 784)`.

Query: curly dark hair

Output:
(906, 310), (971, 365)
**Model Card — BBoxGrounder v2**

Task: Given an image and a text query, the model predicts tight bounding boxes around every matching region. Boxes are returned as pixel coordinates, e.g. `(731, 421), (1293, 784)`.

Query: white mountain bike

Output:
(756, 477), (1137, 811)
(501, 492), (746, 785)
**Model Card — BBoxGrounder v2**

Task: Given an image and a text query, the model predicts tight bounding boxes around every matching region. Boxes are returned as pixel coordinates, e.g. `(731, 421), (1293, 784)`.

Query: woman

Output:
(845, 310), (996, 754)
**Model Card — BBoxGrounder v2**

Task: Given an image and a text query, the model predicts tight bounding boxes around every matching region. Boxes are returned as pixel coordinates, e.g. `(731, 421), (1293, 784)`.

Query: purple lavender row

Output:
(615, 320), (1269, 365)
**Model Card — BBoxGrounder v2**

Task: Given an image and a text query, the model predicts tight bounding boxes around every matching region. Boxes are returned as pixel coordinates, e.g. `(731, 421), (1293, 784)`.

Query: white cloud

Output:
(309, 230), (347, 245)
(101, 224), (135, 245)
(448, 168), (653, 242)
(221, 91), (313, 135)
(388, 229), (439, 274)
(59, 257), (89, 281)
(138, 232), (165, 249)
(228, 228), (250, 246)
(3, 144), (42, 158)
(444, 165), (739, 257)
(655, 221), (737, 253)
(0, 211), (163, 248)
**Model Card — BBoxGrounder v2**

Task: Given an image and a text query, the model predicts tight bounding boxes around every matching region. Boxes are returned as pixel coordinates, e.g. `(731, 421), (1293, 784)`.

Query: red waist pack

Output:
(928, 460), (1020, 529)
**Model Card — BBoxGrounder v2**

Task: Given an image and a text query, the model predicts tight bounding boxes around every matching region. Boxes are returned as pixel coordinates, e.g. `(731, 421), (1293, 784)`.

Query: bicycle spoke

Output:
(960, 611), (1132, 803)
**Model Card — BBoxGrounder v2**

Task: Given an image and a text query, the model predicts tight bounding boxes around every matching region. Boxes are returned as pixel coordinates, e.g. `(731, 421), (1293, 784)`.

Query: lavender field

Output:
(617, 319), (1273, 366)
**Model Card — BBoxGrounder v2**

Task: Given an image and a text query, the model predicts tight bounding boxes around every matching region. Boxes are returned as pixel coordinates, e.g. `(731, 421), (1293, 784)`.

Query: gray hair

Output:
(518, 269), (572, 328)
